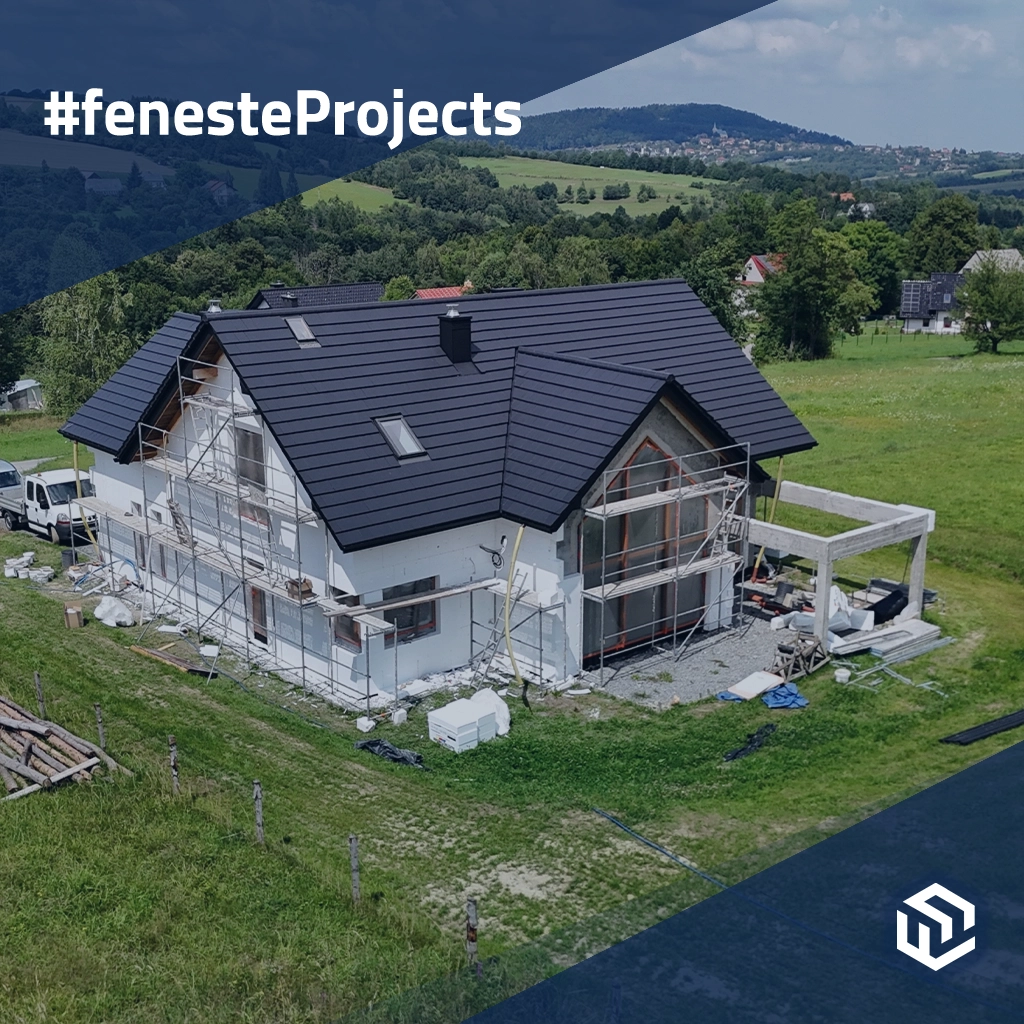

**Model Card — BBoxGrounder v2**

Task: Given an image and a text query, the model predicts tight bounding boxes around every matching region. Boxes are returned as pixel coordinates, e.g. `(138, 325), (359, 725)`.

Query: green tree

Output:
(637, 183), (658, 203)
(126, 161), (143, 191)
(255, 159), (285, 207)
(957, 258), (1024, 354)
(382, 275), (417, 301)
(841, 220), (907, 315)
(39, 273), (137, 417)
(550, 237), (611, 287)
(575, 184), (590, 205)
(755, 204), (875, 360)
(906, 193), (979, 274)
(285, 169), (300, 198)
(0, 321), (28, 394)
(681, 241), (747, 343)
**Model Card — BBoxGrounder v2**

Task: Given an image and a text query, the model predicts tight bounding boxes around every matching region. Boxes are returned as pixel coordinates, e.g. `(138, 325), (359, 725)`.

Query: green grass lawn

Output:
(300, 177), (410, 212)
(457, 155), (719, 217)
(0, 415), (93, 471)
(1, 334), (1022, 1022)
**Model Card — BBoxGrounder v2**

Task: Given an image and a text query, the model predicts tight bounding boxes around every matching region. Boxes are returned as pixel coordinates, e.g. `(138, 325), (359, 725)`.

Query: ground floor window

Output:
(382, 576), (437, 647)
(133, 532), (147, 570)
(332, 591), (362, 652)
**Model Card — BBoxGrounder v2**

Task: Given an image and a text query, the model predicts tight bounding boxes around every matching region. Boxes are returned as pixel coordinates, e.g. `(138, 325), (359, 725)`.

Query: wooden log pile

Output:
(0, 694), (128, 801)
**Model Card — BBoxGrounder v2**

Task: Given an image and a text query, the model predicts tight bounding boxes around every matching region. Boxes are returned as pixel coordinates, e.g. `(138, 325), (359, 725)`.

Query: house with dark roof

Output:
(62, 278), (927, 707)
(248, 282), (384, 309)
(900, 272), (964, 334)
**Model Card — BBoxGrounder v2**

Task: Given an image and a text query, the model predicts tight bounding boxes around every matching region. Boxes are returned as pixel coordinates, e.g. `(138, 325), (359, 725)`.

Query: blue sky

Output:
(524, 1), (1022, 152)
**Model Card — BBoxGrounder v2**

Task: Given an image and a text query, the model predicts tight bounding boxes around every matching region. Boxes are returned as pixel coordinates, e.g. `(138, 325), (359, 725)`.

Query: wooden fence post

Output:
(253, 780), (265, 844)
(34, 672), (46, 719)
(349, 834), (360, 903)
(168, 734), (179, 796)
(94, 704), (106, 750)
(466, 898), (479, 966)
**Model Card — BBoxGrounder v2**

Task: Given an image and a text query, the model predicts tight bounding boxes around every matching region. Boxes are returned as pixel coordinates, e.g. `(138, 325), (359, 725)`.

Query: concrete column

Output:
(813, 556), (833, 642)
(908, 531), (928, 617)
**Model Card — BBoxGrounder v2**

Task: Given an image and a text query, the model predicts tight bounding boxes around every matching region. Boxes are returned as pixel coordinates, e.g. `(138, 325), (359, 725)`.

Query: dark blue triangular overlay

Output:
(0, 0), (773, 312)
(470, 739), (1024, 1023)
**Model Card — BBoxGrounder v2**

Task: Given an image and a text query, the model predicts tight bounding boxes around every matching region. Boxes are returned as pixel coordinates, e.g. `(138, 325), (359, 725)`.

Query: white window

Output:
(375, 415), (426, 459)
(285, 316), (319, 347)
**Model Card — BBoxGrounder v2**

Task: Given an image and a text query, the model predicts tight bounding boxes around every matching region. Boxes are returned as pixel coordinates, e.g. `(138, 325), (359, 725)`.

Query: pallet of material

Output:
(0, 694), (128, 801)
(130, 645), (218, 677)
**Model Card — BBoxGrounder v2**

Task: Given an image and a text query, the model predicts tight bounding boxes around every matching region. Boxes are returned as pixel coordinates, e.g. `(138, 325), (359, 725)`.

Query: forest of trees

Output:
(2, 144), (1022, 414)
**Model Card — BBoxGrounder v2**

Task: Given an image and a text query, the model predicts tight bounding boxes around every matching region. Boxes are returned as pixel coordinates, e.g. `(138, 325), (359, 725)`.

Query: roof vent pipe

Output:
(207, 297), (222, 313)
(438, 305), (472, 363)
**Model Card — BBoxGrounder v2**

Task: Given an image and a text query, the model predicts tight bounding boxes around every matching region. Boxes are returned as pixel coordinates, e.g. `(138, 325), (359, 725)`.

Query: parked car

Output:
(0, 461), (98, 543)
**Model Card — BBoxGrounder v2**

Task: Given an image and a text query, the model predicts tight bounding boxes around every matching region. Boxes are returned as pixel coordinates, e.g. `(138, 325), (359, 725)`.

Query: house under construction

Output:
(60, 280), (934, 707)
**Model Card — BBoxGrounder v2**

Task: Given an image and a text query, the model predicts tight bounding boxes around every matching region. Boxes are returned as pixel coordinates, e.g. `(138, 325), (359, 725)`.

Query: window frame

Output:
(374, 415), (427, 460)
(382, 576), (438, 647)
(331, 591), (362, 652)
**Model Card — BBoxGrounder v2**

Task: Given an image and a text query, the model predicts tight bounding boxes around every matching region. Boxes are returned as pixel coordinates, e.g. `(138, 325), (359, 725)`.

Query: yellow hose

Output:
(752, 455), (784, 582)
(73, 441), (100, 551)
(503, 524), (527, 704)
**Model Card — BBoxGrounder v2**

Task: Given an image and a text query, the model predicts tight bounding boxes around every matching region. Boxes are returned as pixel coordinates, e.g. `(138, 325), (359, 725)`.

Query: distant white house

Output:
(959, 249), (1024, 274)
(900, 273), (964, 334)
(0, 379), (43, 413)
(738, 254), (783, 286)
(204, 180), (238, 206)
(846, 202), (876, 219)
(81, 171), (124, 196)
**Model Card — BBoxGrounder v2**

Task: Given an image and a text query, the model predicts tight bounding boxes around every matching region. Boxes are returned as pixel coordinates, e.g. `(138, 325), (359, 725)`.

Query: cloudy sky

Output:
(524, 0), (1022, 152)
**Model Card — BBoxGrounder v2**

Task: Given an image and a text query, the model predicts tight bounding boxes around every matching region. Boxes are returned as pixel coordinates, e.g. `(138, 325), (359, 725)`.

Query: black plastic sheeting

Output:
(724, 723), (777, 762)
(940, 709), (1024, 746)
(354, 738), (428, 769)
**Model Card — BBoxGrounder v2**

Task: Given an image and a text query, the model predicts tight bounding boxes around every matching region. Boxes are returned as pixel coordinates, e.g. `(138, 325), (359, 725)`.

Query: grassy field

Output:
(458, 155), (720, 217)
(1, 334), (1022, 1022)
(0, 129), (171, 174)
(0, 414), (93, 471)
(300, 177), (410, 212)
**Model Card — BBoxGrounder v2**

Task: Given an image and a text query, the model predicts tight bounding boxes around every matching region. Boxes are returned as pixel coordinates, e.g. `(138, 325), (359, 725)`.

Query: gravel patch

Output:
(588, 615), (782, 708)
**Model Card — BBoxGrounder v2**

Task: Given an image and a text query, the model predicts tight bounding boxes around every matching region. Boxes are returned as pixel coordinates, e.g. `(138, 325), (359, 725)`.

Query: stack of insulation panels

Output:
(427, 698), (498, 753)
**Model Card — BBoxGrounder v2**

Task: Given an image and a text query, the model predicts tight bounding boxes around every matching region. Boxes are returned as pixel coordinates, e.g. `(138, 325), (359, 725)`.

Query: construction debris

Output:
(95, 595), (134, 627)
(762, 682), (808, 709)
(129, 645), (218, 677)
(830, 619), (941, 659)
(354, 738), (427, 769)
(724, 670), (784, 701)
(0, 693), (129, 800)
(940, 710), (1024, 746)
(769, 633), (829, 683)
(724, 723), (777, 761)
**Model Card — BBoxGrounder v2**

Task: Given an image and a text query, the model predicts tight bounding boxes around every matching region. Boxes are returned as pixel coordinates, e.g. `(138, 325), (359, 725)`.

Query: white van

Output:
(0, 462), (98, 543)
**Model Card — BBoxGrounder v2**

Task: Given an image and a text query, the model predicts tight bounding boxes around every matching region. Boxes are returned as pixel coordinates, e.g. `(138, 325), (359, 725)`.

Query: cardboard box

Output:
(64, 602), (84, 629)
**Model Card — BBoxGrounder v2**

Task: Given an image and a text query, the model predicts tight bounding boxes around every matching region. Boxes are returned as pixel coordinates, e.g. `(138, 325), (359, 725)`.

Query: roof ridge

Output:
(204, 278), (695, 322)
(516, 346), (675, 382)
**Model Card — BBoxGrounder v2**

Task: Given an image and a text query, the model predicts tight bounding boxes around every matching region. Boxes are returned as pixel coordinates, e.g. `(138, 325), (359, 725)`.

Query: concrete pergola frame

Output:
(746, 481), (935, 641)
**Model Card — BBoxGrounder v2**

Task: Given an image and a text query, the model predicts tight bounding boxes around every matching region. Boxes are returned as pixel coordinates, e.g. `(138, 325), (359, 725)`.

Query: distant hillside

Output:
(516, 104), (850, 150)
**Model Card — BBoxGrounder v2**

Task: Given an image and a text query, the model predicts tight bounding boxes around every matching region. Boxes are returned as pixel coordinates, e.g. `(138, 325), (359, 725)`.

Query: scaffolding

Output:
(581, 443), (751, 686)
(77, 354), (374, 708)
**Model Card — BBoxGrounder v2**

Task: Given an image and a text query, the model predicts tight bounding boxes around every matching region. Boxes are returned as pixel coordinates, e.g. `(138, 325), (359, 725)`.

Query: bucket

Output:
(61, 549), (76, 570)
(834, 668), (851, 684)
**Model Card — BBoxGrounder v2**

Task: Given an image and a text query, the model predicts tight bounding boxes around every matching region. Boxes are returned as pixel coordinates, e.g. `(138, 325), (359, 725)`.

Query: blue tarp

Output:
(716, 691), (745, 702)
(762, 682), (809, 709)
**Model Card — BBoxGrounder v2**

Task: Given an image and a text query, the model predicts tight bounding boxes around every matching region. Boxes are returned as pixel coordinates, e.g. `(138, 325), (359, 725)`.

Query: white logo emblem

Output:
(896, 883), (976, 971)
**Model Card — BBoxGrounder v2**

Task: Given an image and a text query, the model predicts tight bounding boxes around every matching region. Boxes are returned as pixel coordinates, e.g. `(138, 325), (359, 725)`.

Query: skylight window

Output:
(284, 315), (319, 348)
(375, 415), (426, 459)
